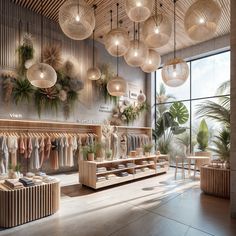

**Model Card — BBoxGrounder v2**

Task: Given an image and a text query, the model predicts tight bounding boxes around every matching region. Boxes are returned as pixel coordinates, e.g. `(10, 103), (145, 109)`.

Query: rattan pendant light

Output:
(143, 1), (172, 48)
(141, 49), (161, 73)
(105, 4), (130, 57)
(107, 39), (127, 97)
(125, 0), (155, 22)
(184, 0), (221, 42)
(59, 0), (95, 40)
(124, 23), (148, 67)
(87, 5), (101, 81)
(27, 0), (57, 88)
(162, 0), (189, 87)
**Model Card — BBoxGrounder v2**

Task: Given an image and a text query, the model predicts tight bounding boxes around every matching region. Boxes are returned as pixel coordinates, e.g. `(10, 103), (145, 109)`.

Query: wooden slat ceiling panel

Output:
(11, 0), (230, 55)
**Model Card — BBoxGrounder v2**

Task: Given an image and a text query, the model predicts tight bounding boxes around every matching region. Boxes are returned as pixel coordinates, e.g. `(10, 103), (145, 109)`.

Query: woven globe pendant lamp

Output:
(124, 23), (148, 67)
(125, 0), (155, 22)
(87, 5), (101, 81)
(141, 49), (161, 73)
(143, 1), (172, 48)
(162, 0), (189, 87)
(105, 4), (130, 57)
(184, 0), (221, 42)
(59, 0), (95, 40)
(27, 0), (57, 88)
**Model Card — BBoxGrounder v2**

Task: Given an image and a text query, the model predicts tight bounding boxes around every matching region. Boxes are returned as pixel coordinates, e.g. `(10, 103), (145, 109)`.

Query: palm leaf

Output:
(216, 80), (230, 95)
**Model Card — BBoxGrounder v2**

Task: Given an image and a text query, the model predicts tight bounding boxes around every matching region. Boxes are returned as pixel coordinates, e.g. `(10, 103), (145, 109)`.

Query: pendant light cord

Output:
(174, 0), (176, 59)
(116, 3), (119, 76)
(110, 10), (113, 30)
(92, 5), (97, 68)
(40, 0), (43, 63)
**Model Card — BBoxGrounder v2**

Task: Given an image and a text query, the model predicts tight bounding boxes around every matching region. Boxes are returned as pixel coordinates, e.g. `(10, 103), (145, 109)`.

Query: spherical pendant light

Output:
(107, 76), (127, 97)
(105, 27), (130, 57)
(141, 49), (161, 73)
(162, 0), (189, 87)
(59, 0), (95, 40)
(124, 39), (148, 67)
(144, 13), (172, 48)
(137, 90), (146, 103)
(125, 0), (155, 22)
(184, 0), (221, 41)
(87, 67), (101, 80)
(162, 58), (189, 87)
(27, 63), (57, 88)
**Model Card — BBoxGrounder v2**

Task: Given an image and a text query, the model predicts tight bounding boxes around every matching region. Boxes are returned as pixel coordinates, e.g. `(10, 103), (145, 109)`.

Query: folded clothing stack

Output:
(26, 172), (35, 178)
(19, 177), (35, 187)
(141, 160), (148, 165)
(117, 172), (129, 177)
(107, 167), (116, 171)
(117, 164), (125, 169)
(33, 179), (43, 185)
(0, 174), (8, 181)
(97, 176), (106, 182)
(43, 176), (57, 183)
(4, 179), (24, 190)
(141, 167), (150, 172)
(35, 171), (47, 177)
(126, 163), (135, 168)
(96, 167), (107, 173)
(135, 169), (142, 174)
(106, 174), (117, 180)
(148, 160), (155, 165)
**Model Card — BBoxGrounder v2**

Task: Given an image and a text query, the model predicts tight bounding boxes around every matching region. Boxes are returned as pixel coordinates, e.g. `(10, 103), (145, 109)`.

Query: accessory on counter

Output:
(26, 172), (35, 178)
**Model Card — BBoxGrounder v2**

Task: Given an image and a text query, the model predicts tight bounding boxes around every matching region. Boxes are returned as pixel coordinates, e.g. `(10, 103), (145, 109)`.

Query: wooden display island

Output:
(0, 181), (60, 228)
(79, 155), (169, 189)
(200, 166), (230, 199)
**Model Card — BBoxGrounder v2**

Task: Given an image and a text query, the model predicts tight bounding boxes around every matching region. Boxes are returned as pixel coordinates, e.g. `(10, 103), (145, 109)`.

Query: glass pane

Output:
(192, 51), (230, 99)
(156, 62), (190, 102)
(154, 101), (190, 165)
(191, 96), (230, 159)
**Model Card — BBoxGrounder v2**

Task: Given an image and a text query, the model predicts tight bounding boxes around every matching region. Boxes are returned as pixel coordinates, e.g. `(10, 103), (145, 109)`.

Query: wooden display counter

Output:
(0, 181), (60, 228)
(79, 155), (169, 189)
(200, 166), (230, 199)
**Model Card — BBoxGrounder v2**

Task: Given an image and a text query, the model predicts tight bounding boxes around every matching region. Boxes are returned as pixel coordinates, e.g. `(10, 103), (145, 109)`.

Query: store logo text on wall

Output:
(9, 113), (23, 119)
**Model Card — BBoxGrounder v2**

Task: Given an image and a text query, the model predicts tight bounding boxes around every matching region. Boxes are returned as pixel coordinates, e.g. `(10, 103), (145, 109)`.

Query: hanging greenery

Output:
(12, 78), (35, 105)
(95, 64), (118, 105)
(110, 100), (148, 125)
(17, 33), (34, 76)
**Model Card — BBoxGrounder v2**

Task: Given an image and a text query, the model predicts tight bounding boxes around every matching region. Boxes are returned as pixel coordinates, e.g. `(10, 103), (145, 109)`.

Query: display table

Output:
(0, 181), (60, 228)
(79, 155), (169, 189)
(200, 166), (230, 198)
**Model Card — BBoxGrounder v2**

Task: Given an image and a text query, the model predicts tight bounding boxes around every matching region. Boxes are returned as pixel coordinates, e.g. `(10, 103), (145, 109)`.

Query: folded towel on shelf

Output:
(96, 167), (107, 173)
(4, 179), (24, 189)
(107, 167), (116, 171)
(97, 176), (106, 182)
(141, 167), (150, 172)
(106, 174), (117, 180)
(141, 160), (148, 165)
(148, 160), (155, 165)
(117, 164), (125, 169)
(19, 178), (35, 187)
(135, 169), (142, 174)
(126, 163), (135, 167)
(117, 172), (129, 177)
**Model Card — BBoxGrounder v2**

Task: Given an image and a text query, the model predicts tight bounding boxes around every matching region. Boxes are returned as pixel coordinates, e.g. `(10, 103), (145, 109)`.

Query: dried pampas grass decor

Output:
(43, 44), (62, 70)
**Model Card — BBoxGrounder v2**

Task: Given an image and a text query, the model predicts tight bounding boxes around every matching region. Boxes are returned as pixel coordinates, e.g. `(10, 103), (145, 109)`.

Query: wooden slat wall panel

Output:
(10, 0), (230, 55)
(0, 182), (60, 228)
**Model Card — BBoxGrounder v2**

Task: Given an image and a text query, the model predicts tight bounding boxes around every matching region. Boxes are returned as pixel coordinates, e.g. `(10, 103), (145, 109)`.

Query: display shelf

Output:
(79, 154), (169, 189)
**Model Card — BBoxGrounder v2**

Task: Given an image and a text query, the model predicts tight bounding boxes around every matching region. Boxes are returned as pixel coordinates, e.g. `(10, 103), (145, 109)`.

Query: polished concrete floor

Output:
(1, 169), (236, 236)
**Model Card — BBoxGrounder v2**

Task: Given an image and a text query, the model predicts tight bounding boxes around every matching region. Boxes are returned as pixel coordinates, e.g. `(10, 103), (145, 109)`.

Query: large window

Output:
(154, 51), (230, 164)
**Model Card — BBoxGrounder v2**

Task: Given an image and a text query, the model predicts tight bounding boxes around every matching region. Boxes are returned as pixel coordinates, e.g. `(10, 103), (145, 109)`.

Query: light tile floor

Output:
(1, 169), (236, 236)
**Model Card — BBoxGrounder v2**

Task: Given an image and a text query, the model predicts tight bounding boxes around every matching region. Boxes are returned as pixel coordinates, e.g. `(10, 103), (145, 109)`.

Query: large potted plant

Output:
(196, 119), (211, 157)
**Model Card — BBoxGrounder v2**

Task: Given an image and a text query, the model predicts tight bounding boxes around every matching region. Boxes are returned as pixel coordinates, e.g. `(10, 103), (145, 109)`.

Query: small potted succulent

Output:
(143, 143), (153, 157)
(83, 143), (102, 161)
(105, 149), (112, 160)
